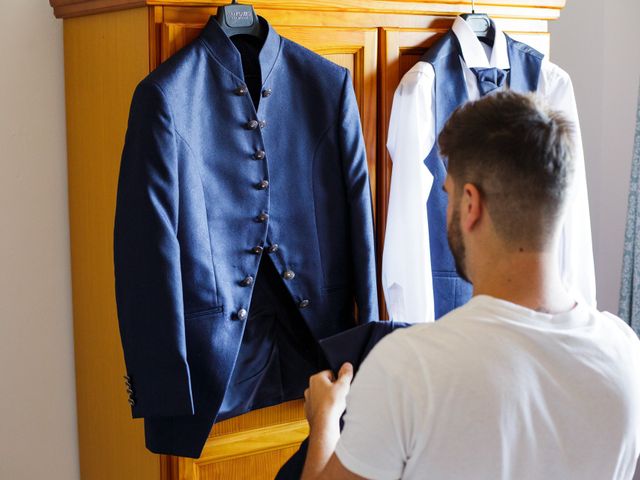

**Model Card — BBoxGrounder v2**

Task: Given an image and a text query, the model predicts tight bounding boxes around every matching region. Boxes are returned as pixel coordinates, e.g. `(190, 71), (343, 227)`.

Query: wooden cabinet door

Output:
(271, 25), (378, 212)
(377, 27), (445, 320)
(155, 8), (378, 480)
(162, 399), (310, 480)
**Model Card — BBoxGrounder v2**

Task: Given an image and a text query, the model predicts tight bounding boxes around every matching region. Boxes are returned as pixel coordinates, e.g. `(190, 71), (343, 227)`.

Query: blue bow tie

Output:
(471, 67), (508, 96)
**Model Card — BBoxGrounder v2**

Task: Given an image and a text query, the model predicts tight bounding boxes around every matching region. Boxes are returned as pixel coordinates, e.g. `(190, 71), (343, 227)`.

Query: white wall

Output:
(550, 0), (640, 313)
(0, 1), (79, 479)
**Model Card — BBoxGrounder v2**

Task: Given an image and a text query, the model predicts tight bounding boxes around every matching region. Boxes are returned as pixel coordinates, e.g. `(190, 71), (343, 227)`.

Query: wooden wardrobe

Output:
(48, 0), (566, 478)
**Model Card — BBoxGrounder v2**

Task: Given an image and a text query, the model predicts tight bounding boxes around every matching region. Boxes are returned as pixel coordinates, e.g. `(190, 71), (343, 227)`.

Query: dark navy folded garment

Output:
(275, 320), (411, 480)
(319, 320), (411, 373)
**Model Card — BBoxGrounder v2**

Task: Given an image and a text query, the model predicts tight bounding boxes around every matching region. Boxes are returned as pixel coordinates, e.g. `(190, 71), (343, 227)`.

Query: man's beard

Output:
(447, 205), (471, 283)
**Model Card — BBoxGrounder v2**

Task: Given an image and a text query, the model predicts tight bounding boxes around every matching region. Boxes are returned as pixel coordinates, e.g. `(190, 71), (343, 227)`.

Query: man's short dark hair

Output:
(438, 90), (575, 250)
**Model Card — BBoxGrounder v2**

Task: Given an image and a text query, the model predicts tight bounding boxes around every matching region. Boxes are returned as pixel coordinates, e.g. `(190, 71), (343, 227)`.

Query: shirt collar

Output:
(200, 15), (282, 85)
(451, 16), (510, 70)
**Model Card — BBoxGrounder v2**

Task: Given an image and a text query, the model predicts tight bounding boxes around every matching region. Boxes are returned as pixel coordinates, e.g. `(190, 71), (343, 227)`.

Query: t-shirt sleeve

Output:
(334, 332), (418, 479)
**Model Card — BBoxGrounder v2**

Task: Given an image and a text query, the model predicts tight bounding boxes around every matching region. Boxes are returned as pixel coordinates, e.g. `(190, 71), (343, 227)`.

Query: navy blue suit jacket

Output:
(113, 16), (378, 458)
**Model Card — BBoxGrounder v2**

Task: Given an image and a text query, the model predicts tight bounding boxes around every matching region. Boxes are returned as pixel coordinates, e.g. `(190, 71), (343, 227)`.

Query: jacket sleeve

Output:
(113, 79), (194, 418)
(338, 69), (379, 324)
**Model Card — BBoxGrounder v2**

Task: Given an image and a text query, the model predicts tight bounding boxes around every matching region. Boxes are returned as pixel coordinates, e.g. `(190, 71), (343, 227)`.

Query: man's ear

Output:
(462, 183), (483, 232)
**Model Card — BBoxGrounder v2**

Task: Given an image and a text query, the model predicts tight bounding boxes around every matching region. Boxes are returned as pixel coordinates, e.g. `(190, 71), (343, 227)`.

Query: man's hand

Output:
(301, 363), (363, 480)
(304, 362), (354, 432)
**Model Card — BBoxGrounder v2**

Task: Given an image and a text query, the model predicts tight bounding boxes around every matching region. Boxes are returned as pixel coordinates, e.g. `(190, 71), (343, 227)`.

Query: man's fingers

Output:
(308, 365), (351, 395)
(337, 362), (354, 384)
(304, 388), (309, 401)
(311, 369), (336, 386)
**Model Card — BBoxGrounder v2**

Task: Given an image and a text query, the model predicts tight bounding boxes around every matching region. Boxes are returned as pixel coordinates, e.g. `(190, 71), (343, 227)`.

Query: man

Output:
(300, 91), (640, 479)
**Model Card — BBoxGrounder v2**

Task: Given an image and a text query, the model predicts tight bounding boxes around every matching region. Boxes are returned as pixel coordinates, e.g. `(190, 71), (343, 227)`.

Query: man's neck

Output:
(471, 250), (576, 314)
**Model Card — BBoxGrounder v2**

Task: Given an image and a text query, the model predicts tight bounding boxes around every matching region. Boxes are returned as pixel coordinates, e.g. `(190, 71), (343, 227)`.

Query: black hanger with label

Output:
(216, 0), (263, 39)
(460, 0), (495, 47)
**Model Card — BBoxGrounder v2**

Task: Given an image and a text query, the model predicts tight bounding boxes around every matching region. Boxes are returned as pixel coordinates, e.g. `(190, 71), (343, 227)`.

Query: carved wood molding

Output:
(50, 0), (566, 19)
(50, 0), (146, 18)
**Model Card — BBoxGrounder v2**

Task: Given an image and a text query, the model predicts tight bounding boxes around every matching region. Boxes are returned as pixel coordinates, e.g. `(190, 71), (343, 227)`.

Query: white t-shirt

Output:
(335, 295), (640, 480)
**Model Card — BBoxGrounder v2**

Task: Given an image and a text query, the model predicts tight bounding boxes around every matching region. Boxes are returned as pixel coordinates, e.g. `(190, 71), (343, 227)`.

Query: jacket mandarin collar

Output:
(451, 16), (510, 70)
(201, 15), (282, 85)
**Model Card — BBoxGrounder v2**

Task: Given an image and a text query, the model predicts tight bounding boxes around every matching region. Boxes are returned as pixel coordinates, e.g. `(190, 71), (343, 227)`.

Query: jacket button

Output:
(234, 86), (248, 96)
(236, 309), (248, 321)
(262, 88), (272, 97)
(256, 180), (269, 190)
(251, 245), (263, 255)
(246, 120), (259, 130)
(283, 270), (295, 280)
(256, 212), (269, 223)
(240, 276), (254, 287)
(298, 299), (310, 309)
(254, 150), (266, 160)
(258, 119), (267, 129)
(266, 244), (279, 254)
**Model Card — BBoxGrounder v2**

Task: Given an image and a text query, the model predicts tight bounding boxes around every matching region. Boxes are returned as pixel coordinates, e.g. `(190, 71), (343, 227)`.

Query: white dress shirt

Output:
(382, 17), (596, 323)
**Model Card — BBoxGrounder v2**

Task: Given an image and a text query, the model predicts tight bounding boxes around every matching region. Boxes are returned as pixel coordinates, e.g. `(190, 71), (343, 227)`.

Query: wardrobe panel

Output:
(63, 7), (158, 480)
(275, 26), (378, 215)
(160, 23), (202, 61)
(166, 418), (308, 480)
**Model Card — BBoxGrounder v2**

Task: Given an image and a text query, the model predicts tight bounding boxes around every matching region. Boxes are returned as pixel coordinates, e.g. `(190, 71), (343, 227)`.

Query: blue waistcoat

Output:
(421, 31), (543, 319)
(113, 16), (378, 458)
